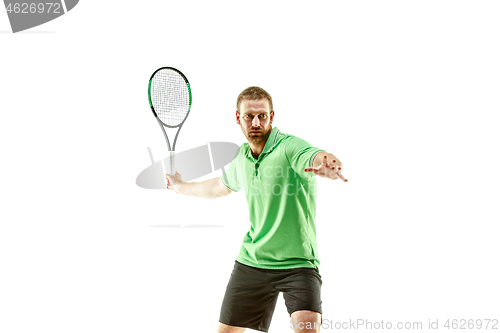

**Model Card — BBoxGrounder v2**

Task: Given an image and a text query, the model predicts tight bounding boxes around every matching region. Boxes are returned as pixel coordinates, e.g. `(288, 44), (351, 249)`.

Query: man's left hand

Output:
(304, 156), (348, 182)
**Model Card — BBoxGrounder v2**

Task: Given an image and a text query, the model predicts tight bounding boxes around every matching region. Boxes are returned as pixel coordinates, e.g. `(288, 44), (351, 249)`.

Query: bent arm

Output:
(173, 177), (232, 199)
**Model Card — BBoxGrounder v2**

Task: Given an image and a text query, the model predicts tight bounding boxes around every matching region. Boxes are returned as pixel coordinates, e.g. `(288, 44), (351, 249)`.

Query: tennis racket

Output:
(148, 67), (192, 177)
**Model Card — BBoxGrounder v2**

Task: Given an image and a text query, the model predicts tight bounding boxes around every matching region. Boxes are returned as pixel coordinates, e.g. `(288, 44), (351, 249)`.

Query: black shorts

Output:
(219, 260), (322, 333)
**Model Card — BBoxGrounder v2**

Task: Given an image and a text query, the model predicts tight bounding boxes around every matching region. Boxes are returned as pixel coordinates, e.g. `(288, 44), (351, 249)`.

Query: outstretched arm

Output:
(304, 152), (347, 182)
(165, 172), (232, 198)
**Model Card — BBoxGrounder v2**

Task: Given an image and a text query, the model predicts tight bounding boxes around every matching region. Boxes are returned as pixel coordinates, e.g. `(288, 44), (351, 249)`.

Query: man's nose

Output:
(252, 115), (260, 127)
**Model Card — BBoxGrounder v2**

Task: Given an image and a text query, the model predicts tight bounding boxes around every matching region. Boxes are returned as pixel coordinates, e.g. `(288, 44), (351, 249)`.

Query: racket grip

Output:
(169, 151), (175, 175)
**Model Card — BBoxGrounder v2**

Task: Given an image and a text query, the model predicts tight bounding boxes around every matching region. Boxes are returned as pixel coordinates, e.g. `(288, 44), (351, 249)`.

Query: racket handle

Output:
(169, 151), (175, 175)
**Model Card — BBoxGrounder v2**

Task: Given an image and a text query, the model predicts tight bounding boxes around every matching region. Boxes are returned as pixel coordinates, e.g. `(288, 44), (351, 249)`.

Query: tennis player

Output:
(165, 87), (346, 333)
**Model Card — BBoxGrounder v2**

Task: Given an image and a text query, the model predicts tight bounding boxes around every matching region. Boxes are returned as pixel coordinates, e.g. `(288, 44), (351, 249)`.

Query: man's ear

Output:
(235, 110), (241, 125)
(270, 110), (275, 124)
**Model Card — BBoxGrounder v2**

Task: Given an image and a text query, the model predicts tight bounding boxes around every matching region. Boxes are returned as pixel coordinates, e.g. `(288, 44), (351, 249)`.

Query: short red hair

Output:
(236, 86), (273, 113)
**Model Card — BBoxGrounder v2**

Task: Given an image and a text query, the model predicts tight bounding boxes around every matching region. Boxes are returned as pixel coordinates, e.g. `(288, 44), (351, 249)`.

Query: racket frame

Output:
(147, 67), (192, 174)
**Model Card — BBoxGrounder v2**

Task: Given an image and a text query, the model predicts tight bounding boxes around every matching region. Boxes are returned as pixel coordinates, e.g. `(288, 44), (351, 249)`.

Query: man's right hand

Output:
(163, 175), (231, 199)
(165, 172), (183, 191)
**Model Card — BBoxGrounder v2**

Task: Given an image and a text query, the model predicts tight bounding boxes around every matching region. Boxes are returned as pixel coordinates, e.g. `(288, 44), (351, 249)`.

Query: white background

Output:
(1, 1), (499, 332)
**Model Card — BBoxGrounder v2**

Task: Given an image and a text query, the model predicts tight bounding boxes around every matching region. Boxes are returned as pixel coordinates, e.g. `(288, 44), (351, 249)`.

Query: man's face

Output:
(236, 99), (274, 145)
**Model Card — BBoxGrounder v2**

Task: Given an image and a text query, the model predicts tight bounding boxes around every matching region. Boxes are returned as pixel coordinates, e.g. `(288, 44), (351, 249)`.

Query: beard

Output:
(242, 126), (272, 144)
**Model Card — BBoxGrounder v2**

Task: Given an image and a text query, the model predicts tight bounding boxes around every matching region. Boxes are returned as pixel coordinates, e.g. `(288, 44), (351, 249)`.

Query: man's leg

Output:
(219, 261), (279, 332)
(290, 310), (321, 333)
(278, 266), (323, 333)
(216, 322), (246, 333)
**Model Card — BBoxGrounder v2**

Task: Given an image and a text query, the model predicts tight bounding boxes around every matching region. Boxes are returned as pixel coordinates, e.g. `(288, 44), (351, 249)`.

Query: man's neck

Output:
(249, 146), (261, 159)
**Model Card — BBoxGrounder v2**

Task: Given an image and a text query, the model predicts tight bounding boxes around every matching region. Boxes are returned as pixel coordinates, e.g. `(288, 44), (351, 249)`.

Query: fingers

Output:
(323, 156), (337, 167)
(328, 164), (339, 179)
(305, 157), (338, 175)
(328, 164), (347, 181)
(165, 174), (173, 190)
(325, 159), (338, 174)
(304, 167), (319, 174)
(165, 172), (183, 189)
(336, 171), (348, 182)
(333, 165), (348, 182)
(306, 158), (348, 182)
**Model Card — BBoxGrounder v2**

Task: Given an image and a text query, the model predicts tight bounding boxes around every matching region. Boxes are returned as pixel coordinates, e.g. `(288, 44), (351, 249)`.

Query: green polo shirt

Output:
(221, 127), (324, 269)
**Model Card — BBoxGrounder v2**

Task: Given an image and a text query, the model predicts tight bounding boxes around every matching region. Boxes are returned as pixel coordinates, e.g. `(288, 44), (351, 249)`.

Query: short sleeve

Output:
(284, 136), (324, 179)
(221, 145), (243, 192)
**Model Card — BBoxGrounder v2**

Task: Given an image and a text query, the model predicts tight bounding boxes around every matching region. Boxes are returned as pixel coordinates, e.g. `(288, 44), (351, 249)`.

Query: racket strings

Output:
(150, 69), (190, 127)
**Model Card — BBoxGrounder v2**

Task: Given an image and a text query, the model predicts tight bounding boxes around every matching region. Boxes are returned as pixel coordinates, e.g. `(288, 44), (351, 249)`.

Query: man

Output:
(165, 86), (347, 333)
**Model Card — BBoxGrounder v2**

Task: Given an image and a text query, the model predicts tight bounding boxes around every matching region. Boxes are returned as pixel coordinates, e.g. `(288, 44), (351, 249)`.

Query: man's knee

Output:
(290, 310), (321, 332)
(216, 322), (246, 333)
